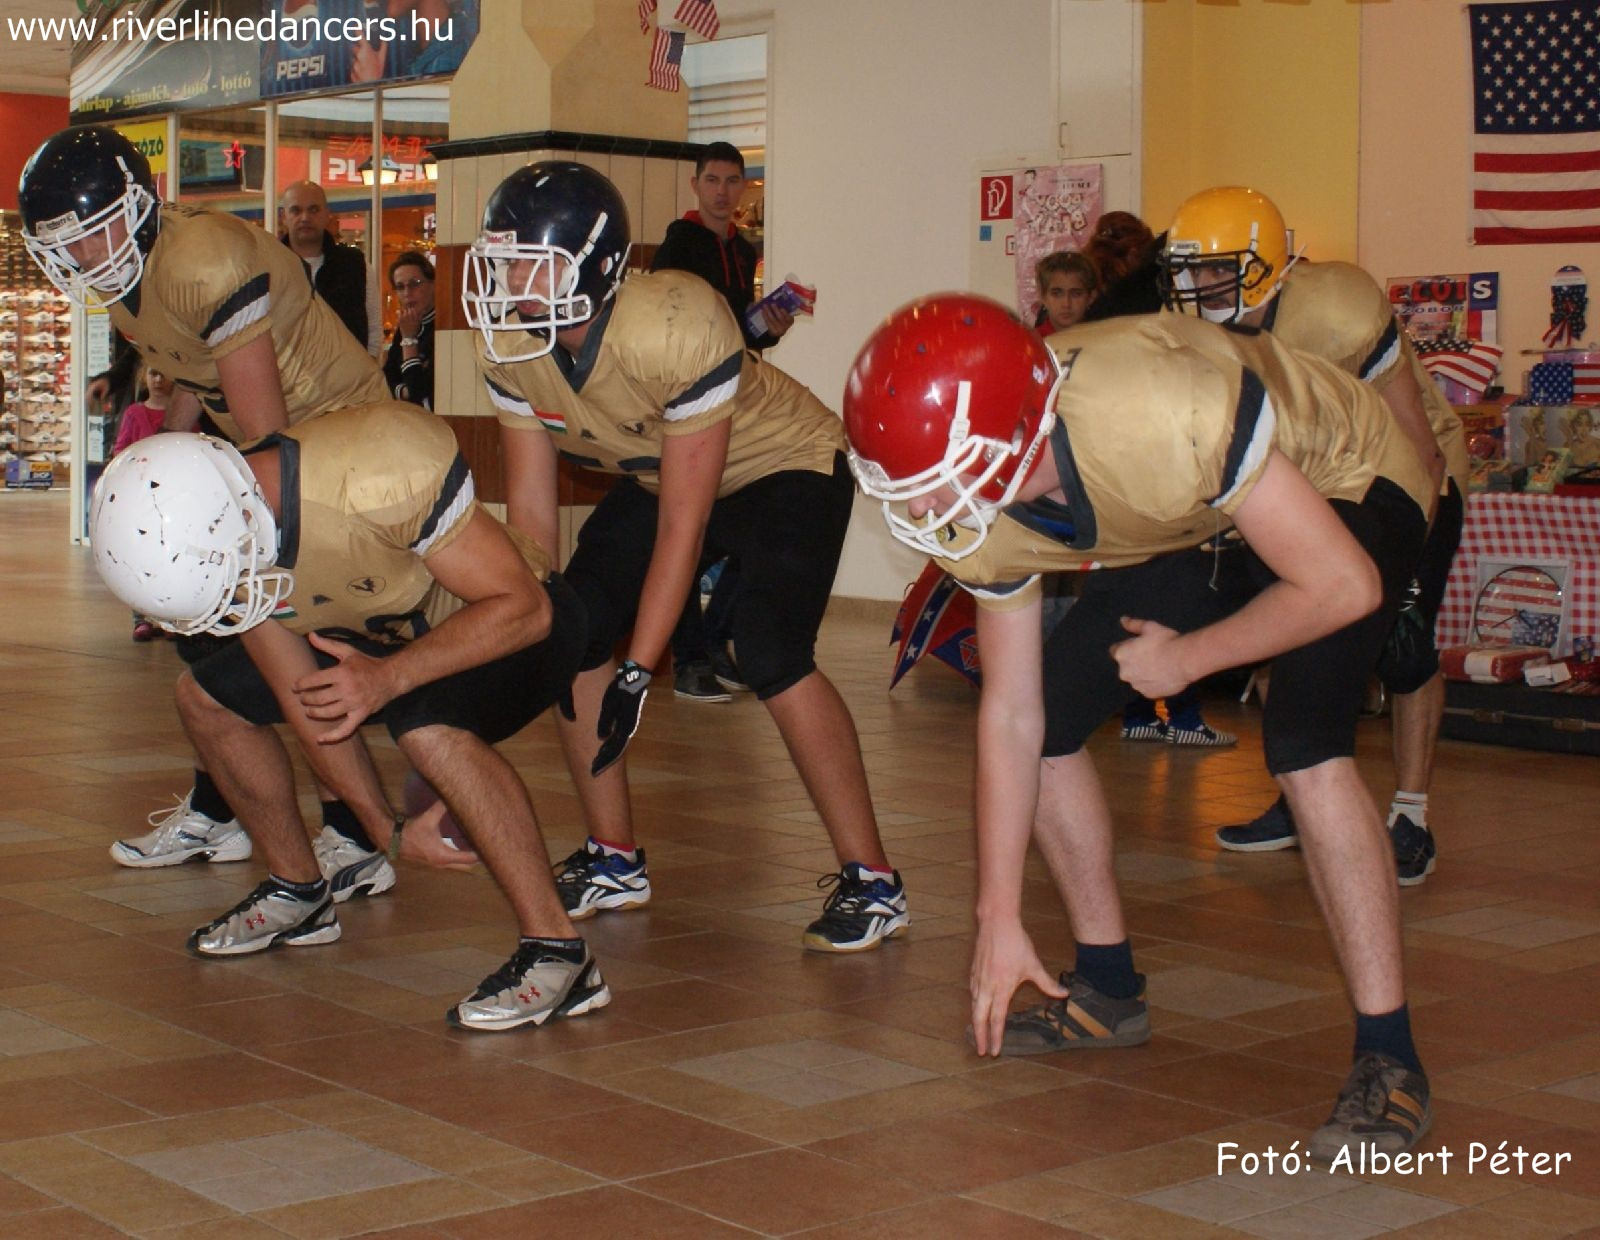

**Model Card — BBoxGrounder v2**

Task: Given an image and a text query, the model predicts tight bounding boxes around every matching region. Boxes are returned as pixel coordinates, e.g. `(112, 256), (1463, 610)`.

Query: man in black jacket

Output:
(279, 180), (381, 356)
(650, 143), (792, 352)
(383, 250), (435, 409)
(649, 143), (789, 699)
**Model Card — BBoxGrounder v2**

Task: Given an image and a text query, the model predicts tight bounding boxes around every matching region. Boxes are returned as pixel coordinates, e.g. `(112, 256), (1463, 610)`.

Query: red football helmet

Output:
(843, 293), (1061, 560)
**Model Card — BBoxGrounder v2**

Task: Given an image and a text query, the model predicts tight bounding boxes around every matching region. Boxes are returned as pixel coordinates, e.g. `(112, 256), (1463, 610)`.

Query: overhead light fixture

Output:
(359, 155), (401, 186)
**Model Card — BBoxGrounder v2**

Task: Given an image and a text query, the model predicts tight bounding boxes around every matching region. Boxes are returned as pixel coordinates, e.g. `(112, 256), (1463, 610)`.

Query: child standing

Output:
(112, 366), (170, 642)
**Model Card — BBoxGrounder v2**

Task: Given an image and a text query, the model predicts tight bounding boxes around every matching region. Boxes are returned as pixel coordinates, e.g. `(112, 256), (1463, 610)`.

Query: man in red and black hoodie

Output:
(651, 142), (792, 352)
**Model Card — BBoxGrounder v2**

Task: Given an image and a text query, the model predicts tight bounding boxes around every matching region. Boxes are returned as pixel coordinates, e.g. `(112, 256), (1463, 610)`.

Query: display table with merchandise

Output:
(1437, 492), (1600, 655)
(1437, 491), (1600, 755)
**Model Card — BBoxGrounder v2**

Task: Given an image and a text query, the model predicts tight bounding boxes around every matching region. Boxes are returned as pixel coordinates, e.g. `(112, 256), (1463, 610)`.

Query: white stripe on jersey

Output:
(413, 472), (477, 557)
(663, 372), (740, 423)
(1361, 332), (1402, 385)
(205, 293), (270, 349)
(1211, 392), (1278, 510)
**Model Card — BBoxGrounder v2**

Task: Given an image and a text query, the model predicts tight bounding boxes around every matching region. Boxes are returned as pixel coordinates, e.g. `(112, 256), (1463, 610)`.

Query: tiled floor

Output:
(2, 488), (1598, 1238)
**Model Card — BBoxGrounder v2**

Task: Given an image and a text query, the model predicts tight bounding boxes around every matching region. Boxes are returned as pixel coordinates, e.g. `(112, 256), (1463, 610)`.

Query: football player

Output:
(20, 125), (401, 894)
(462, 161), (906, 953)
(845, 296), (1434, 1163)
(1161, 187), (1466, 883)
(88, 404), (607, 1033)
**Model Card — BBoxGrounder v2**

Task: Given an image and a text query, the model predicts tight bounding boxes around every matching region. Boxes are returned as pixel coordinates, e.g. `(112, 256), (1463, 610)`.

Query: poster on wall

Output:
(71, 0), (258, 122)
(71, 0), (480, 122)
(259, 0), (480, 99)
(982, 164), (1103, 324)
(1385, 272), (1500, 346)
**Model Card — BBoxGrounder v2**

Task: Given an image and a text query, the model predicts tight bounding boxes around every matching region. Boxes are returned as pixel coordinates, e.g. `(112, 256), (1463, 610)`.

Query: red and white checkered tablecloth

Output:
(1437, 493), (1600, 655)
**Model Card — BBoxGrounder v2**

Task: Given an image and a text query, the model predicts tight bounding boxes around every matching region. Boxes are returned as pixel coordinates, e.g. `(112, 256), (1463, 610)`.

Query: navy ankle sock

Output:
(1355, 1005), (1423, 1075)
(321, 799), (375, 852)
(270, 874), (328, 900)
(191, 770), (233, 823)
(1074, 940), (1142, 1000)
(520, 936), (586, 962)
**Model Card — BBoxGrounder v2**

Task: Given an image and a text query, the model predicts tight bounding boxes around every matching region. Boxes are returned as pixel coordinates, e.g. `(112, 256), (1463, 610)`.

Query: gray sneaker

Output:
(448, 942), (611, 1032)
(313, 826), (396, 903)
(998, 972), (1150, 1055)
(110, 792), (251, 868)
(1309, 1052), (1432, 1165)
(187, 881), (340, 957)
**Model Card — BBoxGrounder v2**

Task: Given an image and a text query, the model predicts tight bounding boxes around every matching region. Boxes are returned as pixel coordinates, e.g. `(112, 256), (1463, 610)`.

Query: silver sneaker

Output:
(187, 881), (340, 957)
(448, 943), (611, 1032)
(111, 792), (251, 869)
(313, 826), (396, 904)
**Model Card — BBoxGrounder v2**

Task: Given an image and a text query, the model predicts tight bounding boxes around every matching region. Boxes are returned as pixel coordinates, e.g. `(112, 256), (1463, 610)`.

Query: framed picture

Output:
(1524, 447), (1571, 493)
(1470, 557), (1572, 654)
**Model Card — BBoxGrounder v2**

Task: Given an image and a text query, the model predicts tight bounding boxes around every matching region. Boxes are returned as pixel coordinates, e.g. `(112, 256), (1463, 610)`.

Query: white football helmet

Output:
(90, 435), (292, 636)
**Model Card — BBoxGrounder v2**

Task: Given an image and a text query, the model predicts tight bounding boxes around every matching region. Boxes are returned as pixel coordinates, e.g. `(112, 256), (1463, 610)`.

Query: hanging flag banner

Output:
(1466, 0), (1600, 245)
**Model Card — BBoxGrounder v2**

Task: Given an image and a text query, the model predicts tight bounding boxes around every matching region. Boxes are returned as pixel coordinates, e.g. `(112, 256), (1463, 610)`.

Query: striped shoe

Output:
(1120, 722), (1168, 742)
(1308, 1052), (1432, 1165)
(999, 972), (1151, 1055)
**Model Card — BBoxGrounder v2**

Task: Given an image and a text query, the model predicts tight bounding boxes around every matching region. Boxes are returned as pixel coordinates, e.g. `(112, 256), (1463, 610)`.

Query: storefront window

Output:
(175, 105), (269, 222)
(275, 91), (381, 254)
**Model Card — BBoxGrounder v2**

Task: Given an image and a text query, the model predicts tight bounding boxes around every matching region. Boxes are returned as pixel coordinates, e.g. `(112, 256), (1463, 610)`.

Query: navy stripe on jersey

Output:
(201, 272), (271, 348)
(664, 350), (742, 423)
(1360, 316), (1403, 384)
(413, 453), (475, 556)
(1212, 367), (1276, 509)
(484, 376), (534, 418)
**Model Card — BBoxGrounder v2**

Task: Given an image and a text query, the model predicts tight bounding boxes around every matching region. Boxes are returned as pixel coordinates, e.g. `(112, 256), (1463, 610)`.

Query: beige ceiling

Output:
(0, 1), (76, 95)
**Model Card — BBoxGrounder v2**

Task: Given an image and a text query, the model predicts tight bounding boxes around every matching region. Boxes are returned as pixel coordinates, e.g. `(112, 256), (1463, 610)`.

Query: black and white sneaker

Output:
(1390, 814), (1437, 887)
(802, 863), (909, 953)
(187, 881), (340, 957)
(553, 839), (651, 920)
(110, 792), (251, 869)
(448, 942), (611, 1032)
(313, 826), (397, 903)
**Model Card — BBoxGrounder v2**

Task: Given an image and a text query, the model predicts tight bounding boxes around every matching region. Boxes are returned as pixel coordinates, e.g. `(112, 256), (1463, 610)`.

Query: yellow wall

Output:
(1141, 0), (1361, 263)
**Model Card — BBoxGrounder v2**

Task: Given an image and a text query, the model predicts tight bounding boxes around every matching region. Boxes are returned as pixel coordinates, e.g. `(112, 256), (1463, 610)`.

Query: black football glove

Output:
(592, 660), (651, 776)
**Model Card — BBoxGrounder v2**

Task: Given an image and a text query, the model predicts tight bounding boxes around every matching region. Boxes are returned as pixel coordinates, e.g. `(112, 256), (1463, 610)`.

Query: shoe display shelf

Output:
(0, 213), (72, 490)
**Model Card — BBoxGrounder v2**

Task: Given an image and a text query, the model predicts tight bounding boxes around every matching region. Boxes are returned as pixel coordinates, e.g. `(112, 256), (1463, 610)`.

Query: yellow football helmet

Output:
(1160, 187), (1296, 323)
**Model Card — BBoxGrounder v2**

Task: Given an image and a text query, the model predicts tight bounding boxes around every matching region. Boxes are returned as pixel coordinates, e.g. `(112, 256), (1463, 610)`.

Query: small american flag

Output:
(1467, 0), (1600, 244)
(648, 27), (685, 91)
(1416, 337), (1505, 398)
(639, 0), (656, 33)
(675, 0), (720, 41)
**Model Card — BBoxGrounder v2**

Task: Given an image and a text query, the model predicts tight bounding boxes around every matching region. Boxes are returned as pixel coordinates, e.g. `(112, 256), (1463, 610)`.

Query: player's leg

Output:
(1261, 480), (1431, 1161)
(552, 484), (661, 916)
(390, 573), (610, 1031)
(1378, 480), (1463, 885)
(175, 647), (338, 957)
(716, 457), (902, 952)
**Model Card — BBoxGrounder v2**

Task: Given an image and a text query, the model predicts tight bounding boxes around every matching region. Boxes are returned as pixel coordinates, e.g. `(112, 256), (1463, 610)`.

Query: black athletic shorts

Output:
(190, 574), (586, 746)
(565, 452), (853, 700)
(1040, 477), (1427, 774)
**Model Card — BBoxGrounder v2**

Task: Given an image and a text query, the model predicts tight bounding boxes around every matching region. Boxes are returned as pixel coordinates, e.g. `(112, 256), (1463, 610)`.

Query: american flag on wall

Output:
(1468, 0), (1600, 244)
(648, 28), (686, 91)
(675, 0), (721, 41)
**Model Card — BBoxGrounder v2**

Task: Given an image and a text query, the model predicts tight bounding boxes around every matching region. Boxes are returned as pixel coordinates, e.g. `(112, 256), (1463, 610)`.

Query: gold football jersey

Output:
(937, 313), (1433, 610)
(1267, 262), (1467, 491)
(110, 205), (389, 442)
(260, 402), (550, 642)
(478, 270), (841, 496)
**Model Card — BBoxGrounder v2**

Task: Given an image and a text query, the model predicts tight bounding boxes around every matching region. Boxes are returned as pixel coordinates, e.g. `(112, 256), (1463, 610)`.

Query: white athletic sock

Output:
(1389, 791), (1428, 829)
